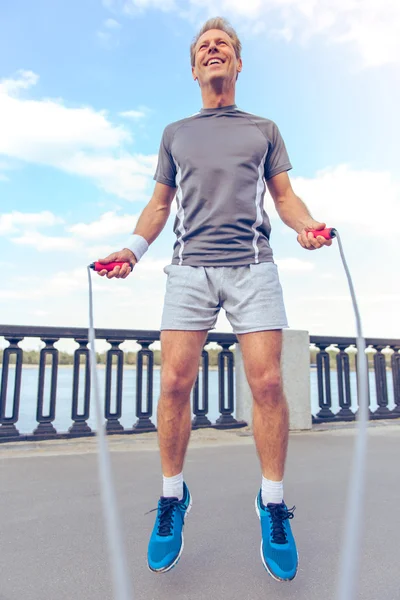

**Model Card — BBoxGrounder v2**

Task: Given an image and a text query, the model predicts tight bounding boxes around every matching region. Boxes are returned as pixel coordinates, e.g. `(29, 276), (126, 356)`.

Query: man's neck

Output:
(200, 84), (236, 109)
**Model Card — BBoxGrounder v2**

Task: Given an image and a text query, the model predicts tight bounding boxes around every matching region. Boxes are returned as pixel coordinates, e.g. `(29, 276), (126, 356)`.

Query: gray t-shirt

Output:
(154, 104), (292, 266)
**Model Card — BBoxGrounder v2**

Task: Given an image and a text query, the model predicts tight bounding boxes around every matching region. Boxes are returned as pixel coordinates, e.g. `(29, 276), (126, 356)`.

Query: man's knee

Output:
(161, 367), (196, 400)
(249, 370), (284, 406)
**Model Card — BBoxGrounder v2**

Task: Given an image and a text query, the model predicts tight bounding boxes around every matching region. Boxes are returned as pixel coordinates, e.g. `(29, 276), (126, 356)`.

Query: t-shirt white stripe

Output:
(174, 160), (186, 265)
(252, 149), (268, 264)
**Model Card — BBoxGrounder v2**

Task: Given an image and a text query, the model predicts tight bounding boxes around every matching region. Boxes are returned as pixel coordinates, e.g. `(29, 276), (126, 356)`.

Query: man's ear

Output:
(192, 66), (197, 82)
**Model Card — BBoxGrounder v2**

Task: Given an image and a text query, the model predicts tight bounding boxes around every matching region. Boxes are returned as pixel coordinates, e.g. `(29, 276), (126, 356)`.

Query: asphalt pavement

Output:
(1, 423), (399, 600)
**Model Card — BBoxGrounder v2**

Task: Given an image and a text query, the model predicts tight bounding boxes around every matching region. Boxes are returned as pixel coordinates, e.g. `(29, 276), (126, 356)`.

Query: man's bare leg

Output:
(158, 330), (208, 477)
(147, 330), (207, 573)
(237, 330), (288, 481)
(238, 330), (298, 581)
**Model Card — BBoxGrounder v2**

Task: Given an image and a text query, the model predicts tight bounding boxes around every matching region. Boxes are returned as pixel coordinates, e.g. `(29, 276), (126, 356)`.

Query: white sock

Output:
(163, 472), (184, 500)
(261, 476), (284, 506)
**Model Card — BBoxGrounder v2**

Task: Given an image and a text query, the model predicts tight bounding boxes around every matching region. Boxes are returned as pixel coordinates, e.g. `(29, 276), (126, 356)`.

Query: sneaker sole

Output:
(255, 496), (299, 582)
(148, 493), (193, 574)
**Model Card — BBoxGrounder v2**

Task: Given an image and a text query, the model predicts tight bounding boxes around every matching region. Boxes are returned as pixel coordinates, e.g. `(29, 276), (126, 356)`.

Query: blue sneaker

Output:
(147, 482), (192, 573)
(255, 491), (298, 581)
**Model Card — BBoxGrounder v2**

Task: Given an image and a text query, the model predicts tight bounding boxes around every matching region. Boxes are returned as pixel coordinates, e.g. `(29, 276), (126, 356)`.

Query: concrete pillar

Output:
(235, 329), (311, 431)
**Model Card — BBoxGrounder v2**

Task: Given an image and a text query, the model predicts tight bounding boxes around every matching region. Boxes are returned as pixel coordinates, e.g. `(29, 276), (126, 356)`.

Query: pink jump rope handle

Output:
(308, 227), (336, 240)
(89, 261), (132, 272)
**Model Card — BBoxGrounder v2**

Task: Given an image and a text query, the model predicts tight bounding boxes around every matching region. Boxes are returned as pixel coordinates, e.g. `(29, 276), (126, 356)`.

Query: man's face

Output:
(192, 29), (242, 87)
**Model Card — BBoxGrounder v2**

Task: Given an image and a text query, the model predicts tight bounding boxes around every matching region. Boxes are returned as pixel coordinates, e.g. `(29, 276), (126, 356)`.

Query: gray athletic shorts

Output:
(160, 262), (288, 334)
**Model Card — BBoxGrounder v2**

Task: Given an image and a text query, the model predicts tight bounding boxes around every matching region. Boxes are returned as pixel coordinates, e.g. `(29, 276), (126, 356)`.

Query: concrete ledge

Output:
(235, 329), (312, 430)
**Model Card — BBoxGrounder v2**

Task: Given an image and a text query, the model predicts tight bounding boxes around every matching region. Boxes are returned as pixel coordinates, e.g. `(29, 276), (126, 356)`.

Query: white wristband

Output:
(125, 234), (149, 262)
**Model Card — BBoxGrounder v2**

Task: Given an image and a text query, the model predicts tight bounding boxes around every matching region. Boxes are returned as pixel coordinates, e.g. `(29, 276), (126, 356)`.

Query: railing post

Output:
(313, 342), (335, 422)
(391, 346), (400, 417)
(192, 349), (211, 429)
(0, 336), (23, 440)
(132, 340), (156, 432)
(104, 339), (124, 433)
(236, 330), (311, 431)
(370, 345), (395, 419)
(215, 342), (243, 429)
(69, 337), (92, 436)
(336, 344), (354, 421)
(33, 336), (59, 438)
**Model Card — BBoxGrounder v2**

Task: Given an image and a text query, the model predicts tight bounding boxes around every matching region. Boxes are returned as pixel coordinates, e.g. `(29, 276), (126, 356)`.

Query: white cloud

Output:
(3, 210), (139, 253)
(104, 18), (121, 29)
(329, 0), (400, 68)
(266, 165), (400, 237)
(0, 289), (26, 300)
(276, 257), (315, 271)
(0, 268), (86, 300)
(0, 71), (129, 156)
(0, 71), (156, 200)
(196, 0), (400, 67)
(121, 0), (177, 14)
(134, 257), (170, 278)
(0, 159), (19, 182)
(97, 19), (122, 46)
(291, 165), (400, 235)
(11, 231), (80, 251)
(0, 210), (63, 235)
(106, 0), (400, 67)
(0, 70), (39, 95)
(60, 152), (156, 200)
(0, 261), (168, 333)
(67, 211), (137, 239)
(97, 30), (113, 44)
(86, 244), (119, 261)
(51, 268), (92, 291)
(119, 109), (146, 120)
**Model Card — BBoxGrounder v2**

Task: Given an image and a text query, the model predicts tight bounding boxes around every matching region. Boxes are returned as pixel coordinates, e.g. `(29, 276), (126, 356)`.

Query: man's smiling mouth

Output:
(205, 58), (224, 66)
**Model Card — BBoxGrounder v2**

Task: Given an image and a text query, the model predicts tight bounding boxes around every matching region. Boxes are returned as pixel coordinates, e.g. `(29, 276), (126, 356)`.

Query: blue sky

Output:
(0, 0), (399, 349)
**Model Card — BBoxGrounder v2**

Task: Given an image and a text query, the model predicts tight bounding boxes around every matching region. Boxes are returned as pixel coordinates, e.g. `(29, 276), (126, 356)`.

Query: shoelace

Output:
(147, 497), (181, 536)
(267, 503), (296, 545)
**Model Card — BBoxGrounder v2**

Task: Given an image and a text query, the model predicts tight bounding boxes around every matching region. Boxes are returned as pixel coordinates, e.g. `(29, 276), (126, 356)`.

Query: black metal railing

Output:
(1, 327), (399, 442)
(310, 336), (400, 423)
(0, 325), (244, 443)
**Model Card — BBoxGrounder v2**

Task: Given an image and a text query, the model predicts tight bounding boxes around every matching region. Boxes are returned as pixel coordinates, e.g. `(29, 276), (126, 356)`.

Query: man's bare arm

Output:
(97, 182), (176, 278)
(266, 172), (331, 250)
(132, 182), (177, 244)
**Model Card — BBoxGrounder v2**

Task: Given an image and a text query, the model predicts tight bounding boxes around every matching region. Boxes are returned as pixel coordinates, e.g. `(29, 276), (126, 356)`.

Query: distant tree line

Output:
(0, 348), (220, 367)
(0, 348), (393, 369)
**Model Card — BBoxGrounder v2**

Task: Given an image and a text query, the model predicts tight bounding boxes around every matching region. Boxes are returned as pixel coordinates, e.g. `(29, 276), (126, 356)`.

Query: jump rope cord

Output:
(87, 230), (367, 600)
(87, 266), (133, 600)
(334, 231), (368, 600)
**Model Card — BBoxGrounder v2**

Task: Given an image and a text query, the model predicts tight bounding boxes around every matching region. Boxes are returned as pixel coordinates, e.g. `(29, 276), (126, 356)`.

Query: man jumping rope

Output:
(97, 17), (331, 582)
